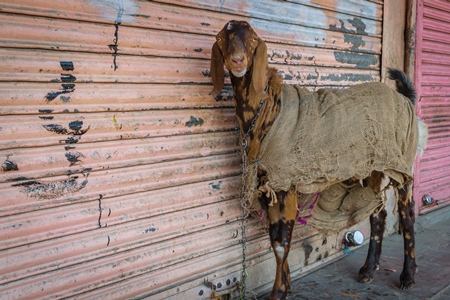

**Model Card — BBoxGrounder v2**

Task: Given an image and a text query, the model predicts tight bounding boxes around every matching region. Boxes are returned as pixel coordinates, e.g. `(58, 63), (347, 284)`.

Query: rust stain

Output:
(112, 115), (122, 130)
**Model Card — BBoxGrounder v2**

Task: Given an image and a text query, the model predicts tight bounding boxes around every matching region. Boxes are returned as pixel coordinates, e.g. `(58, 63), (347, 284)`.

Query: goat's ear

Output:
(252, 40), (268, 94)
(210, 41), (224, 98)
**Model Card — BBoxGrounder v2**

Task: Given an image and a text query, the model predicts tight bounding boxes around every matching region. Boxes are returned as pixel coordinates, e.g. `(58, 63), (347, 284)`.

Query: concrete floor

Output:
(277, 205), (450, 300)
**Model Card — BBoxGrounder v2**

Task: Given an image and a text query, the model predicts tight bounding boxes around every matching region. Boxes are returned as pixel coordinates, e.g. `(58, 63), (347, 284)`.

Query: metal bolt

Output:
(422, 194), (434, 205)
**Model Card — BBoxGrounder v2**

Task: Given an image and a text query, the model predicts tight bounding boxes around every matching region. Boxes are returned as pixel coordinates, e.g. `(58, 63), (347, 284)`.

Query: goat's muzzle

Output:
(231, 68), (247, 77)
(227, 53), (247, 77)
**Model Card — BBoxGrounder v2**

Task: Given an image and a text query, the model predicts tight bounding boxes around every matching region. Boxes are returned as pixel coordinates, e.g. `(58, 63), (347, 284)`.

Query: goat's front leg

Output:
(358, 208), (387, 283)
(267, 189), (297, 300)
(398, 183), (416, 289)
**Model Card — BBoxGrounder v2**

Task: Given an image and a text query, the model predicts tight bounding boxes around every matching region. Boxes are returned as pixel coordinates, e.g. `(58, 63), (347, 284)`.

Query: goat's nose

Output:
(231, 55), (244, 64)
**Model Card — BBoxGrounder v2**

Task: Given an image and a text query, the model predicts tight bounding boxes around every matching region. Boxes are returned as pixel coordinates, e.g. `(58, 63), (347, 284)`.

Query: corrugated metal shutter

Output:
(414, 0), (450, 213)
(0, 0), (383, 298)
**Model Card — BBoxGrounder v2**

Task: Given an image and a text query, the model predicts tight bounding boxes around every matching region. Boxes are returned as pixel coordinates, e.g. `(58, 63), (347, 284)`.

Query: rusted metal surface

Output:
(414, 0), (450, 214)
(0, 0), (384, 299)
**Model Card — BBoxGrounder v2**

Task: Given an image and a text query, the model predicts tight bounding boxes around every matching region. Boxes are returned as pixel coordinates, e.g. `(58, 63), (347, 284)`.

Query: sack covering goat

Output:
(244, 82), (419, 231)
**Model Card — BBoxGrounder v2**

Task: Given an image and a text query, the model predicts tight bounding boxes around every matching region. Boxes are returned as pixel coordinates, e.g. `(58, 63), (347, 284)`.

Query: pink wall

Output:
(414, 0), (450, 214)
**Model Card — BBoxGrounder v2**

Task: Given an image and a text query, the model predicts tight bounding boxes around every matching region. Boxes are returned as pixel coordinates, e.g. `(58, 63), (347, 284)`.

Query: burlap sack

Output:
(296, 184), (385, 233)
(243, 83), (419, 232)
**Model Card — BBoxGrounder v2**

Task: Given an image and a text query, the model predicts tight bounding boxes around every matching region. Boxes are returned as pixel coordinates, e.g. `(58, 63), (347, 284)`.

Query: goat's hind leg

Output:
(358, 208), (387, 283)
(267, 189), (297, 300)
(358, 171), (387, 283)
(398, 182), (416, 289)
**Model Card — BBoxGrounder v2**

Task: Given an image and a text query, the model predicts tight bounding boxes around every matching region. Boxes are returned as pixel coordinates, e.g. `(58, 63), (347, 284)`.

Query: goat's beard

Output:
(231, 69), (246, 77)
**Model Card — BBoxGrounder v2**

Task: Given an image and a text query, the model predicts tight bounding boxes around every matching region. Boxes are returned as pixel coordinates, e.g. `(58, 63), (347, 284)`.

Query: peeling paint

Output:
(43, 121), (90, 136)
(248, 2), (328, 43)
(65, 151), (85, 166)
(6, 176), (28, 182)
(60, 96), (71, 103)
(2, 158), (19, 172)
(185, 116), (204, 127)
(45, 90), (73, 102)
(129, 13), (149, 19)
(60, 61), (74, 71)
(209, 181), (222, 190)
(45, 71), (76, 102)
(88, 0), (140, 23)
(42, 124), (71, 135)
(98, 194), (104, 228)
(109, 22), (120, 71)
(320, 73), (374, 82)
(343, 33), (365, 50)
(348, 17), (367, 35)
(12, 177), (88, 200)
(306, 74), (318, 81)
(329, 18), (368, 50)
(202, 70), (211, 77)
(333, 51), (378, 68)
(61, 74), (77, 82)
(42, 121), (90, 144)
(12, 180), (40, 187)
(212, 86), (233, 101)
(252, 17), (329, 46)
(203, 69), (230, 80)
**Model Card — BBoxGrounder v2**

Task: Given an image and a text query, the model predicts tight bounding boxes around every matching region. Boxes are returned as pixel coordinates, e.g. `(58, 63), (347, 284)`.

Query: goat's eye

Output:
(217, 37), (222, 42)
(252, 37), (257, 42)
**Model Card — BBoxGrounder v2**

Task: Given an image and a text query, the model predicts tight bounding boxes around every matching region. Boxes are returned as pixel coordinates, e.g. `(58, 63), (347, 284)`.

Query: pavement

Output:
(277, 205), (450, 300)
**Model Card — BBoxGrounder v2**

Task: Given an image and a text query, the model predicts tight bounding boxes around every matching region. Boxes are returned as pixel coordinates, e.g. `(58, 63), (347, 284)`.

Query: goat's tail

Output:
(388, 68), (417, 105)
(388, 68), (428, 156)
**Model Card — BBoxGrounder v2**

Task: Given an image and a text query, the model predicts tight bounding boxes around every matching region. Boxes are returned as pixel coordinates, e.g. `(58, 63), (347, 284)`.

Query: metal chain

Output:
(239, 99), (264, 300)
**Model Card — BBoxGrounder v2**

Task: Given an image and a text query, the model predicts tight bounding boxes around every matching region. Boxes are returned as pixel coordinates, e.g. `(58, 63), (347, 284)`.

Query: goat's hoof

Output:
(399, 268), (415, 289)
(400, 281), (415, 290)
(269, 288), (287, 300)
(400, 274), (415, 289)
(358, 276), (373, 284)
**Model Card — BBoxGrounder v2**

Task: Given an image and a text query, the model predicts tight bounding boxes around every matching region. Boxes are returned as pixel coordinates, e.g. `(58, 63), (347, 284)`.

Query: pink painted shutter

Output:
(414, 0), (450, 214)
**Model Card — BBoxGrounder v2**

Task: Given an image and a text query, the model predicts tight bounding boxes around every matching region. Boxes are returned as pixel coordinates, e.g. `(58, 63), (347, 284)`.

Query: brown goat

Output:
(210, 20), (427, 300)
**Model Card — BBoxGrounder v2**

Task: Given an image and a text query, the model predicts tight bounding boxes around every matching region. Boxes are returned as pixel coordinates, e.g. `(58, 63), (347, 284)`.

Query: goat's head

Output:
(210, 20), (268, 98)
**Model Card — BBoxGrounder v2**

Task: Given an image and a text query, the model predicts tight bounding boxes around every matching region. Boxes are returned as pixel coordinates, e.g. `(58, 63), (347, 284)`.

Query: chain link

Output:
(239, 99), (264, 300)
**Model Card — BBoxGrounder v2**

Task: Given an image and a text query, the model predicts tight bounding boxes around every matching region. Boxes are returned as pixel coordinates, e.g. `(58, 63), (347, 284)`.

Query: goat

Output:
(210, 20), (427, 300)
